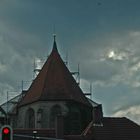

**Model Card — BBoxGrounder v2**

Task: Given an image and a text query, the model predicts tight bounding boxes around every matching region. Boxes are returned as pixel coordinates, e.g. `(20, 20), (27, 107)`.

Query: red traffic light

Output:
(1, 125), (13, 140)
(3, 128), (10, 134)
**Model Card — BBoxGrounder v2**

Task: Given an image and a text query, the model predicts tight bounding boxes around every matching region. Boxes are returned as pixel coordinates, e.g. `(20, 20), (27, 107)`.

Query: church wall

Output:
(14, 101), (68, 129)
(64, 101), (93, 135)
(12, 100), (93, 135)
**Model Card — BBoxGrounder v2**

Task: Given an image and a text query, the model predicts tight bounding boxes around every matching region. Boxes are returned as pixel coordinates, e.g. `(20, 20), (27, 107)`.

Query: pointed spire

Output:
(52, 34), (58, 52)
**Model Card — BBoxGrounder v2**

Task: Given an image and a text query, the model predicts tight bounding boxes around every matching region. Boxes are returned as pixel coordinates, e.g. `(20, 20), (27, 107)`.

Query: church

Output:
(0, 36), (140, 140)
(11, 36), (100, 133)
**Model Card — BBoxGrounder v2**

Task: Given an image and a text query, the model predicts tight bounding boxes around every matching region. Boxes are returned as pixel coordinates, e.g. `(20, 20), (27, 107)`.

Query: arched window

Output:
(37, 109), (43, 128)
(25, 108), (35, 128)
(50, 105), (62, 128)
(70, 108), (81, 134)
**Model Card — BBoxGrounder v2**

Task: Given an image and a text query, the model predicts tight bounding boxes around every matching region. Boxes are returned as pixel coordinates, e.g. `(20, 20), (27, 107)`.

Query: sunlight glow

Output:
(108, 51), (115, 58)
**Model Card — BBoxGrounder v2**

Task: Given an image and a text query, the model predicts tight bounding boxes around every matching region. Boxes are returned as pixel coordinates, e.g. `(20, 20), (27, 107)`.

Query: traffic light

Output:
(1, 125), (13, 140)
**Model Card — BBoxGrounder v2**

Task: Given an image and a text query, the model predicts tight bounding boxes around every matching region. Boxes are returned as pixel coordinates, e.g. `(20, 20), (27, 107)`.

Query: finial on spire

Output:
(52, 25), (58, 52)
(52, 34), (58, 53)
(53, 24), (56, 42)
(53, 34), (56, 42)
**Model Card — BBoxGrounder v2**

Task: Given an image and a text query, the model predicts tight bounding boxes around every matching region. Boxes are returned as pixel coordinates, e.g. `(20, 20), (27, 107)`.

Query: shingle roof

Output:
(93, 117), (140, 140)
(19, 39), (91, 107)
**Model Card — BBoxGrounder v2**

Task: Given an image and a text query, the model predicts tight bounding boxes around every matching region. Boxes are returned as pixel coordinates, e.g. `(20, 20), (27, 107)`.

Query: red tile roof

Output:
(19, 40), (91, 107)
(93, 117), (140, 140)
(64, 117), (140, 140)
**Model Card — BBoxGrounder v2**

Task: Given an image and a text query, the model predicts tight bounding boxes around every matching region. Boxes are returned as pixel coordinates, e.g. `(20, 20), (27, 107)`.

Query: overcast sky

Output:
(0, 0), (140, 124)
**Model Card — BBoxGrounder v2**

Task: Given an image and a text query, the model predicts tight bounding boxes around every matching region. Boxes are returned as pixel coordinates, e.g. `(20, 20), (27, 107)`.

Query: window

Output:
(70, 108), (81, 134)
(25, 108), (35, 128)
(37, 109), (43, 128)
(50, 105), (62, 128)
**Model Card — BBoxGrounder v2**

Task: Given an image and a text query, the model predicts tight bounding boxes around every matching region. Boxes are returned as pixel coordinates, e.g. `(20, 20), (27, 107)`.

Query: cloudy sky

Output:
(0, 0), (140, 124)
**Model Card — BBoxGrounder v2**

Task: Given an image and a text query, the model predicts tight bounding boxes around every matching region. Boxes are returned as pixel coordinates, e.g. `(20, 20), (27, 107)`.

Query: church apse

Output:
(7, 37), (94, 135)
